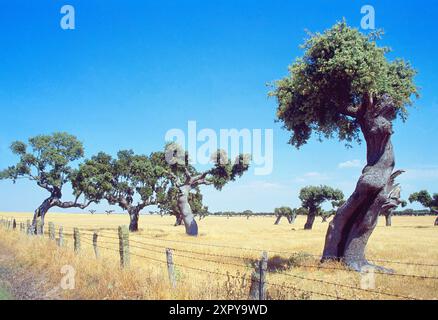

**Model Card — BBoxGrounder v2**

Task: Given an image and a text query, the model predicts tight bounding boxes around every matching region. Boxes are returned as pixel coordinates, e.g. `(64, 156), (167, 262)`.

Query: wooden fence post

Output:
(73, 228), (81, 254)
(58, 227), (64, 247)
(166, 248), (177, 288)
(249, 251), (268, 300)
(118, 226), (130, 268)
(48, 222), (55, 240)
(12, 219), (17, 230)
(93, 231), (99, 259)
(35, 221), (43, 236)
(26, 220), (31, 235)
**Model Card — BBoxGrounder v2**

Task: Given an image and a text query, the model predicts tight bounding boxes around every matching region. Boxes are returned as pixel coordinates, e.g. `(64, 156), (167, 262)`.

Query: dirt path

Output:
(0, 244), (60, 300)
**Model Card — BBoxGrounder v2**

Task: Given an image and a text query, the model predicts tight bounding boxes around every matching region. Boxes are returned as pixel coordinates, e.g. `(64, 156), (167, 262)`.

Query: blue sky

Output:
(0, 0), (437, 213)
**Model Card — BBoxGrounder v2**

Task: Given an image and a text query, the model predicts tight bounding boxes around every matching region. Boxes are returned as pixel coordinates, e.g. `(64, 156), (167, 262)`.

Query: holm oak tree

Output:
(75, 150), (169, 232)
(274, 207), (295, 225)
(299, 186), (344, 230)
(271, 21), (418, 270)
(409, 191), (438, 226)
(161, 143), (250, 236)
(0, 133), (98, 232)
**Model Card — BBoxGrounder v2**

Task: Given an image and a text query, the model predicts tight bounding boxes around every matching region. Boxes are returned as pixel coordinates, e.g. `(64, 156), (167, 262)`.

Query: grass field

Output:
(0, 212), (437, 300)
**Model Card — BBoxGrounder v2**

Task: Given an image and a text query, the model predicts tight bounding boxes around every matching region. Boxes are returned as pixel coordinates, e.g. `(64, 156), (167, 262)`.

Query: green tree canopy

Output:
(409, 191), (438, 213)
(74, 150), (170, 231)
(270, 21), (418, 148)
(0, 132), (97, 230)
(158, 143), (250, 235)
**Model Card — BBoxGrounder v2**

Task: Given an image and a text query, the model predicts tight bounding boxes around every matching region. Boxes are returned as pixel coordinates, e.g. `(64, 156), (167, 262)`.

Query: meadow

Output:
(0, 213), (437, 300)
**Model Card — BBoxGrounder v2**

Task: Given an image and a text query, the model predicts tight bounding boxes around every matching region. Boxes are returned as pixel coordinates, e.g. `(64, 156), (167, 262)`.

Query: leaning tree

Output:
(0, 133), (99, 232)
(271, 21), (418, 270)
(161, 143), (250, 236)
(299, 186), (344, 230)
(409, 191), (438, 226)
(382, 198), (407, 227)
(274, 207), (295, 225)
(159, 186), (208, 226)
(75, 150), (169, 232)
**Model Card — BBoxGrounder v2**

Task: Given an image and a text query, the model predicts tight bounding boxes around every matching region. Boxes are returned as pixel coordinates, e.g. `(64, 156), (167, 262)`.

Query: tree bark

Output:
(128, 208), (140, 232)
(385, 212), (392, 227)
(178, 186), (198, 236)
(174, 214), (183, 226)
(322, 103), (402, 272)
(304, 209), (316, 230)
(31, 196), (55, 234)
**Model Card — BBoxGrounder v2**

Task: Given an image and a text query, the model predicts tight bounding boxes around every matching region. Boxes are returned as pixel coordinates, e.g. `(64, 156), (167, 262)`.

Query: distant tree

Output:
(75, 150), (169, 232)
(382, 196), (407, 227)
(299, 186), (344, 230)
(243, 210), (253, 220)
(271, 21), (418, 270)
(159, 143), (250, 236)
(409, 191), (438, 226)
(274, 207), (295, 225)
(89, 209), (96, 215)
(0, 133), (98, 232)
(105, 210), (114, 215)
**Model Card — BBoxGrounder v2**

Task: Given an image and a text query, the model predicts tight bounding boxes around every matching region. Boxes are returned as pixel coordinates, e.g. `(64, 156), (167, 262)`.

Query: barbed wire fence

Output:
(0, 216), (437, 300)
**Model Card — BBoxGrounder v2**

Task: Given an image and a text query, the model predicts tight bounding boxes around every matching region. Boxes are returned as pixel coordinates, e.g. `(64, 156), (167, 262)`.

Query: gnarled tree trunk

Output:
(435, 216), (438, 226)
(178, 186), (198, 236)
(128, 208), (140, 232)
(31, 196), (56, 234)
(385, 211), (392, 227)
(322, 105), (403, 272)
(288, 214), (296, 224)
(322, 216), (328, 223)
(274, 216), (282, 225)
(174, 214), (183, 226)
(304, 208), (317, 230)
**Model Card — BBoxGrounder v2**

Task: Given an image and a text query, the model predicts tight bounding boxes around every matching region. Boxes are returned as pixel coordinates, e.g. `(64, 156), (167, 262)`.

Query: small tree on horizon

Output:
(274, 207), (295, 225)
(299, 186), (344, 230)
(409, 190), (438, 226)
(0, 132), (98, 232)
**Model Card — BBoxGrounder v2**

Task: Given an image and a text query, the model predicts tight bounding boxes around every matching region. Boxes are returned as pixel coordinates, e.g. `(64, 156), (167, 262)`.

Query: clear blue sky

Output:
(0, 0), (437, 213)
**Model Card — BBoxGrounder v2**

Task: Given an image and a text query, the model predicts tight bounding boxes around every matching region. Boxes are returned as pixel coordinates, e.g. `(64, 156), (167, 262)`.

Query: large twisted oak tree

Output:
(161, 143), (250, 236)
(0, 133), (98, 232)
(271, 22), (418, 271)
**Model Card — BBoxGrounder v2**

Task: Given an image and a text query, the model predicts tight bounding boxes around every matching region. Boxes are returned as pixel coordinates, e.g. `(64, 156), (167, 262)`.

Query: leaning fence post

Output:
(93, 231), (99, 259)
(73, 228), (81, 254)
(118, 226), (130, 268)
(48, 222), (55, 240)
(58, 227), (64, 247)
(12, 219), (17, 230)
(166, 248), (177, 288)
(249, 251), (268, 300)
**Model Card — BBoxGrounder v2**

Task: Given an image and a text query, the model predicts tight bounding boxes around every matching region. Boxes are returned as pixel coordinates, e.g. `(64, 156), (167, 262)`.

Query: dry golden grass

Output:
(0, 212), (437, 300)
